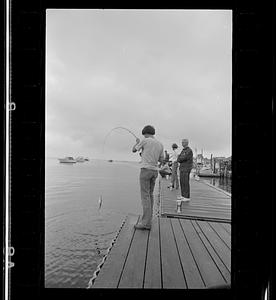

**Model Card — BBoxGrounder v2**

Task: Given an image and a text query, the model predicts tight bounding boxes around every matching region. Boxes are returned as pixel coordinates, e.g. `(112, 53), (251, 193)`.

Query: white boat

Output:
(76, 156), (86, 162)
(58, 156), (76, 163)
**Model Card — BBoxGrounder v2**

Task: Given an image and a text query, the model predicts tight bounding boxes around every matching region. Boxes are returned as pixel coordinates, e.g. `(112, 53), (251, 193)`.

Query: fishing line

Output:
(95, 195), (103, 255)
(102, 126), (139, 153)
(87, 216), (128, 288)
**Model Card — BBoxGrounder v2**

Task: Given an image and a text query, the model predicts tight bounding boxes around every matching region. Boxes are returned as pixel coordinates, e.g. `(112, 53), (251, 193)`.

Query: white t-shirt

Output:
(170, 149), (179, 163)
(135, 137), (164, 170)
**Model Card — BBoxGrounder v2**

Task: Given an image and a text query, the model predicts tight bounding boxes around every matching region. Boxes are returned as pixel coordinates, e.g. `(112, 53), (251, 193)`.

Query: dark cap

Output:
(172, 143), (178, 149)
(142, 125), (155, 135)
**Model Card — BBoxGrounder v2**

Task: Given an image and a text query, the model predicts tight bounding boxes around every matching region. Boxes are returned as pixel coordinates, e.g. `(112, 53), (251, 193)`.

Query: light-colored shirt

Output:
(135, 137), (164, 170)
(169, 149), (179, 163)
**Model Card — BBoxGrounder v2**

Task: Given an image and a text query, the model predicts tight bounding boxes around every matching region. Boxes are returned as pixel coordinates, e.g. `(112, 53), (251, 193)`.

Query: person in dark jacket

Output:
(177, 139), (193, 201)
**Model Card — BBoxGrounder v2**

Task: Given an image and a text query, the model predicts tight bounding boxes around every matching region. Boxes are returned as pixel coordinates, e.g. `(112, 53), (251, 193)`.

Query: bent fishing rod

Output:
(102, 126), (139, 153)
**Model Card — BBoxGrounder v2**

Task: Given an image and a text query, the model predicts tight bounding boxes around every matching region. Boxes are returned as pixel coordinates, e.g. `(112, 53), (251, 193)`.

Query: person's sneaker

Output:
(134, 223), (151, 230)
(177, 195), (185, 200)
(169, 187), (173, 191)
(182, 198), (190, 202)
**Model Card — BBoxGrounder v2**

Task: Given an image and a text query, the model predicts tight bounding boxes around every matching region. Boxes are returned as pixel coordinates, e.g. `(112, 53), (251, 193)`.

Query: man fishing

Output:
(132, 125), (164, 230)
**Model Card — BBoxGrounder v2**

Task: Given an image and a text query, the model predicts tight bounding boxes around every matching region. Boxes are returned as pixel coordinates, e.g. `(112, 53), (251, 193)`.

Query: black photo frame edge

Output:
(5, 1), (274, 299)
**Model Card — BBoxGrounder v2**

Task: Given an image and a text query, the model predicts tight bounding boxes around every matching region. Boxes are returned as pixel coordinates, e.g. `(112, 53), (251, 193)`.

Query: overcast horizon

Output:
(46, 9), (232, 162)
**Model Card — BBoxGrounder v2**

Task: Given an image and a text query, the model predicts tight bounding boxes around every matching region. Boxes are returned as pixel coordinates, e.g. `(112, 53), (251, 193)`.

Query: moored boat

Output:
(58, 156), (76, 163)
(76, 156), (86, 162)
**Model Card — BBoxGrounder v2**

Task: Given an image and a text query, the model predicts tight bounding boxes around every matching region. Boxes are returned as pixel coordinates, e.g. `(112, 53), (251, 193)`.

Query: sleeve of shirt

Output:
(170, 150), (178, 161)
(135, 139), (146, 151)
(177, 148), (192, 163)
(159, 146), (165, 162)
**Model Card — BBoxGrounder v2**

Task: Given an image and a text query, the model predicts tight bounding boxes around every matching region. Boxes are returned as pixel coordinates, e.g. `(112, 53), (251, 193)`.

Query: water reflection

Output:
(201, 176), (231, 193)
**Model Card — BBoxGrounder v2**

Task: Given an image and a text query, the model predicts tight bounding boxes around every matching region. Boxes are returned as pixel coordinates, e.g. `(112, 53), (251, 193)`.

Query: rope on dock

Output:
(86, 215), (128, 288)
(154, 177), (162, 217)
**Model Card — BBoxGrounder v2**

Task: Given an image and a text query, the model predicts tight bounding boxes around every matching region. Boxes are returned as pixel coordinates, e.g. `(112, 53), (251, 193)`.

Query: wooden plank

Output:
(163, 203), (224, 211)
(159, 218), (186, 288)
(160, 178), (231, 222)
(191, 191), (230, 197)
(163, 214), (230, 224)
(191, 198), (230, 203)
(162, 210), (231, 218)
(191, 190), (230, 198)
(191, 194), (230, 200)
(195, 221), (231, 277)
(162, 202), (231, 209)
(161, 199), (230, 207)
(144, 217), (162, 288)
(221, 223), (231, 234)
(162, 212), (231, 222)
(179, 219), (226, 287)
(164, 212), (231, 221)
(170, 218), (205, 288)
(208, 222), (231, 250)
(162, 200), (231, 207)
(118, 218), (150, 288)
(165, 192), (230, 201)
(163, 209), (231, 221)
(162, 205), (231, 213)
(188, 203), (231, 208)
(162, 205), (229, 214)
(92, 214), (139, 288)
(163, 212), (230, 221)
(200, 181), (232, 197)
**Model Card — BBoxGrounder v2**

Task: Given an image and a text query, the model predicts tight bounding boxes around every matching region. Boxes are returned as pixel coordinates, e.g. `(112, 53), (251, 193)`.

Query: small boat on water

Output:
(76, 156), (86, 162)
(84, 157), (89, 161)
(58, 156), (76, 163)
(108, 159), (113, 162)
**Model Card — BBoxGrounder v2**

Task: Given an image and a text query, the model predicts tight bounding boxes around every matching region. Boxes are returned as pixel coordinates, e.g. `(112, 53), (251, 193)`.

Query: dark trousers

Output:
(179, 169), (191, 198)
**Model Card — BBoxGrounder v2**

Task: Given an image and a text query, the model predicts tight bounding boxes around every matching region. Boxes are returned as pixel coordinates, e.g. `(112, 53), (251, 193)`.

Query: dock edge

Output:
(86, 215), (129, 288)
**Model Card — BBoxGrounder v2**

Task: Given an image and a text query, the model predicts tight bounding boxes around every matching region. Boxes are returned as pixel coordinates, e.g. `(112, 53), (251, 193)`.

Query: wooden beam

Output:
(92, 214), (139, 288)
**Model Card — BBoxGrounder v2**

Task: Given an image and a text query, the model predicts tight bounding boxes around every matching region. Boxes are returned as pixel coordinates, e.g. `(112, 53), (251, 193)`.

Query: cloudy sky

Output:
(46, 9), (232, 161)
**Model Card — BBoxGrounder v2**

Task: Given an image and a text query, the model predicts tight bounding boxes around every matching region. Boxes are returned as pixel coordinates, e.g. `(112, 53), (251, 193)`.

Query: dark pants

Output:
(179, 169), (191, 198)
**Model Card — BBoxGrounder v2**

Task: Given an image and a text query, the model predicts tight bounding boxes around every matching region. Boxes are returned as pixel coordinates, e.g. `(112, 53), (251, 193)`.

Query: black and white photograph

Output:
(45, 9), (232, 289)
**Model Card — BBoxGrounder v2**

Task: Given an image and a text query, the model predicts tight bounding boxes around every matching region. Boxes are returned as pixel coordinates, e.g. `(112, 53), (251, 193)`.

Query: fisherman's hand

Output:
(136, 138), (140, 144)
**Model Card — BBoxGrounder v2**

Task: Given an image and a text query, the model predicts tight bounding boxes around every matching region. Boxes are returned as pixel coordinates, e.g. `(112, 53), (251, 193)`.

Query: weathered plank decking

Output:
(92, 214), (231, 289)
(160, 177), (231, 223)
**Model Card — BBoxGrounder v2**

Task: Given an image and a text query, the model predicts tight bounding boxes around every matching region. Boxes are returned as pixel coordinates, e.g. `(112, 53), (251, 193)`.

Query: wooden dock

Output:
(91, 177), (231, 289)
(92, 214), (231, 289)
(160, 177), (231, 223)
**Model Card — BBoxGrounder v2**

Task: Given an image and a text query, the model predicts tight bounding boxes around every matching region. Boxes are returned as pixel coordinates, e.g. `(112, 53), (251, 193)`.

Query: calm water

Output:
(45, 158), (159, 288)
(201, 177), (232, 193)
(45, 158), (231, 288)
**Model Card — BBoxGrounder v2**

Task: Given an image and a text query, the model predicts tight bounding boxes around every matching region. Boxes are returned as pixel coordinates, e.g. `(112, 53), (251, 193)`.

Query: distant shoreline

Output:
(46, 157), (140, 163)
